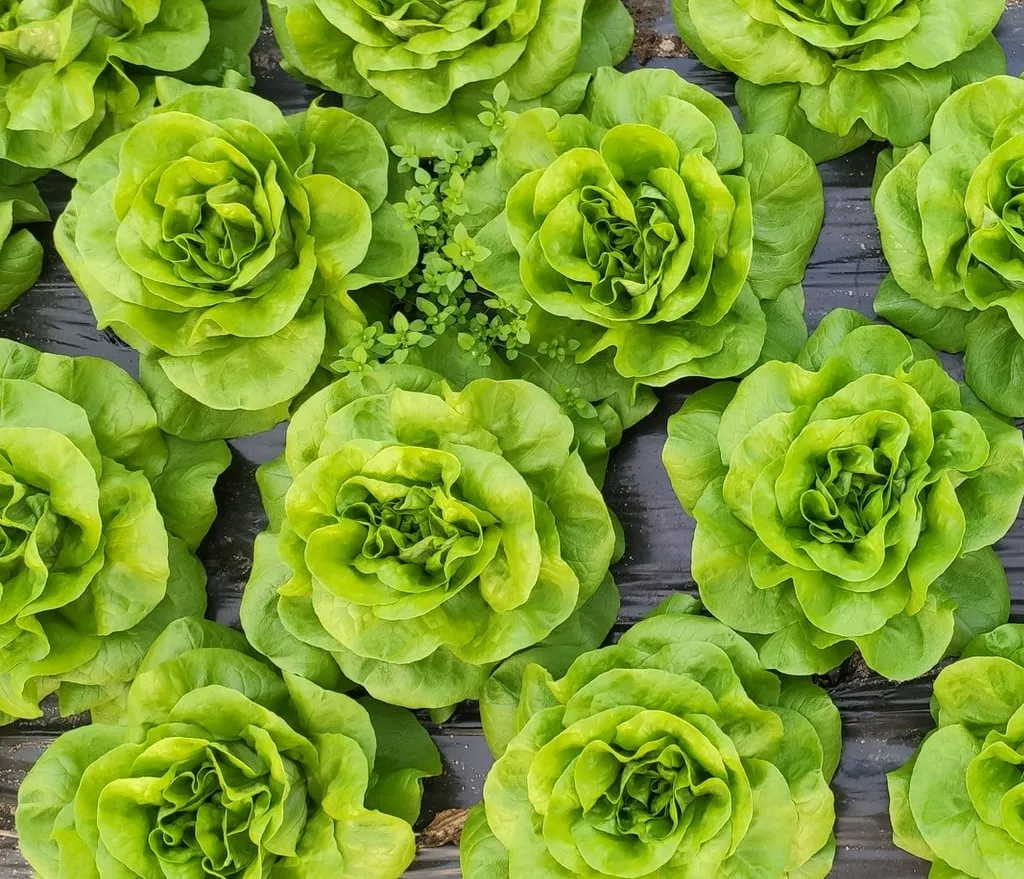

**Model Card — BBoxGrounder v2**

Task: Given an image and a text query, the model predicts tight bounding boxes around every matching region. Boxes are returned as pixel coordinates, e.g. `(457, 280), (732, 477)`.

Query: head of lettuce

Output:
(0, 338), (230, 724)
(268, 0), (633, 117)
(0, 0), (261, 175)
(663, 310), (1024, 681)
(16, 618), (441, 879)
(461, 597), (840, 879)
(673, 0), (1008, 162)
(241, 365), (620, 713)
(56, 80), (418, 441)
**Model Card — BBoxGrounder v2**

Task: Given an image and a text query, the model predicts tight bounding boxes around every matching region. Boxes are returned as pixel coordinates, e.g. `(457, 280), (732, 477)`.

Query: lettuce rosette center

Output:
(663, 311), (1024, 680)
(797, 434), (910, 546)
(146, 150), (298, 293)
(743, 382), (952, 600)
(115, 117), (311, 304)
(281, 441), (531, 612)
(0, 422), (107, 609)
(537, 707), (752, 875)
(139, 728), (308, 876)
(512, 126), (750, 336)
(762, 400), (932, 582)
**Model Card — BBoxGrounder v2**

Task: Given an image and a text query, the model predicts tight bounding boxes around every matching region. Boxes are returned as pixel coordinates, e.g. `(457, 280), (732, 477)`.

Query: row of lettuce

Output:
(8, 311), (1024, 878)
(2, 0), (1024, 425)
(2, 0), (1024, 877)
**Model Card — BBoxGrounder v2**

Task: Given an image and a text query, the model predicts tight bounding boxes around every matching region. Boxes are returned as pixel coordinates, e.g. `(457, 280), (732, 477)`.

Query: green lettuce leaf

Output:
(0, 161), (48, 310)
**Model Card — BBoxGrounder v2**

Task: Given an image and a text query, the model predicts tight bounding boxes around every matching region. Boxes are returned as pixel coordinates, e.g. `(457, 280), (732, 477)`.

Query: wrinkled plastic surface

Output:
(0, 7), (1022, 876)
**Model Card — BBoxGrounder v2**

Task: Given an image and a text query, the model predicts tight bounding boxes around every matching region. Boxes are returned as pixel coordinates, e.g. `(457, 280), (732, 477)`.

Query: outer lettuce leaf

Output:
(0, 161), (47, 310)
(16, 618), (440, 879)
(663, 310), (1024, 680)
(0, 338), (230, 723)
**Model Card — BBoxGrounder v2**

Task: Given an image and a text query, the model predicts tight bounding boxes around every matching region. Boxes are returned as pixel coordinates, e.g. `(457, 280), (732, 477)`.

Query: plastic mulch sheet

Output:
(0, 6), (1022, 876)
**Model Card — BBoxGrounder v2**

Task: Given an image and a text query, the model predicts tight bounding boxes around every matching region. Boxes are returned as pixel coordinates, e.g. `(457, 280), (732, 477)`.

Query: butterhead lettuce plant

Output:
(328, 69), (821, 480)
(331, 78), (661, 486)
(473, 67), (824, 398)
(268, 0), (633, 116)
(16, 618), (441, 879)
(0, 0), (261, 175)
(674, 0), (1008, 162)
(0, 338), (230, 723)
(663, 310), (1024, 680)
(241, 365), (619, 712)
(56, 80), (418, 441)
(0, 162), (48, 310)
(889, 624), (1024, 877)
(461, 597), (840, 879)
(874, 73), (1024, 418)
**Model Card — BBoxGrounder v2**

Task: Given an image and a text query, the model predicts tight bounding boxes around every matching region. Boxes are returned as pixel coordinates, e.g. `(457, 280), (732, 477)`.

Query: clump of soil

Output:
(624, 0), (690, 64)
(418, 809), (470, 848)
(813, 652), (873, 691)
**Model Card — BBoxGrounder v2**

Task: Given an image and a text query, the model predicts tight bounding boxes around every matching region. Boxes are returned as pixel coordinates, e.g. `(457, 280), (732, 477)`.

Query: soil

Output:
(625, 0), (690, 64)
(814, 652), (873, 691)
(418, 809), (470, 848)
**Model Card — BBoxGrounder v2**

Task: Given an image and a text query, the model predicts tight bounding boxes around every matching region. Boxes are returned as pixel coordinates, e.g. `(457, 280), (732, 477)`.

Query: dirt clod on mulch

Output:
(625, 0), (690, 64)
(418, 809), (470, 848)
(813, 651), (873, 691)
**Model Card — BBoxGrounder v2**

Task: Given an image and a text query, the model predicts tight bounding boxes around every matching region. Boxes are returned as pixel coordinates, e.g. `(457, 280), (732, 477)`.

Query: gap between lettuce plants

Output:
(625, 0), (689, 63)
